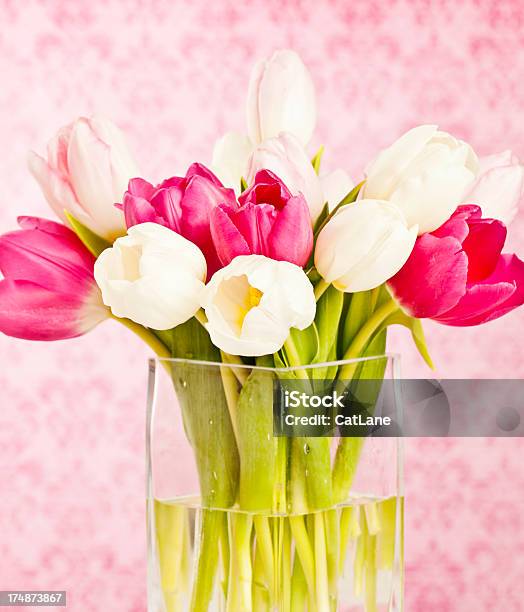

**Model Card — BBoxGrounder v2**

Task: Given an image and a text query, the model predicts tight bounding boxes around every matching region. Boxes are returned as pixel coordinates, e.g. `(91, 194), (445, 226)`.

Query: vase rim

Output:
(149, 352), (400, 373)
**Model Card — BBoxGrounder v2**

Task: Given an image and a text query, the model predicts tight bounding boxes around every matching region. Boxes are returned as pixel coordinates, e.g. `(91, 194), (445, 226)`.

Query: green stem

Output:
(281, 519), (292, 612)
(289, 516), (316, 599)
(314, 512), (330, 612)
(325, 509), (340, 603)
(252, 550), (270, 610)
(154, 501), (188, 611)
(314, 279), (331, 301)
(219, 363), (240, 444)
(290, 554), (308, 612)
(339, 299), (398, 380)
(221, 350), (249, 385)
(226, 513), (253, 612)
(254, 516), (275, 600)
(283, 337), (309, 380)
(190, 510), (224, 612)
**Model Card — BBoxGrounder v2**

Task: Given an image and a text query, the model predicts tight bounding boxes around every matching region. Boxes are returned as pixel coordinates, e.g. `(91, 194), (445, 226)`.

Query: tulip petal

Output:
(364, 125), (438, 199)
(67, 119), (126, 237)
(390, 162), (476, 234)
(247, 133), (324, 220)
(435, 254), (524, 326)
(320, 169), (355, 211)
(388, 234), (468, 318)
(120, 192), (161, 227)
(87, 115), (140, 199)
(150, 186), (184, 232)
(27, 152), (82, 223)
(210, 206), (252, 265)
(268, 196), (313, 266)
(0, 279), (104, 340)
(247, 50), (316, 146)
(211, 131), (253, 193)
(180, 175), (236, 277)
(462, 217), (506, 281)
(0, 218), (95, 294)
(127, 177), (157, 200)
(465, 163), (524, 226)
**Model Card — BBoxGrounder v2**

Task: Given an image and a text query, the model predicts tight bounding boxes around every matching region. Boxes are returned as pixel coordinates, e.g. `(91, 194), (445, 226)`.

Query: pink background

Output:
(1, 1), (524, 610)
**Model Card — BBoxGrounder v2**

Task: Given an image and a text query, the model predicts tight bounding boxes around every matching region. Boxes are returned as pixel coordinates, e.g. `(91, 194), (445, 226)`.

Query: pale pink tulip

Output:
(0, 217), (108, 340)
(463, 150), (524, 225)
(28, 116), (139, 241)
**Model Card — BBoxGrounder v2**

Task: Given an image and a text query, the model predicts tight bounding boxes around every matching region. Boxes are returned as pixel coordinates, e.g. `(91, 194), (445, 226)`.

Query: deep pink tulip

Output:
(0, 217), (108, 340)
(209, 170), (313, 267)
(118, 163), (236, 278)
(388, 205), (524, 326)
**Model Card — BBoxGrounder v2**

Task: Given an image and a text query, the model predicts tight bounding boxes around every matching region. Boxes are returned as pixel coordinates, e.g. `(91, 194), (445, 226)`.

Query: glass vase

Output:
(146, 356), (403, 612)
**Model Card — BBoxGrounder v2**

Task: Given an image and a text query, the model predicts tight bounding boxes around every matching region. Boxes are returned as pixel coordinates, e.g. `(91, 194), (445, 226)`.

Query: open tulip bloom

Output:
(2, 49), (524, 611)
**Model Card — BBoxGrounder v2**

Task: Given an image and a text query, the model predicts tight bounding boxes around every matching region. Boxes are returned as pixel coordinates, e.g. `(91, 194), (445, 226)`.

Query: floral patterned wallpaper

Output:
(1, 1), (524, 609)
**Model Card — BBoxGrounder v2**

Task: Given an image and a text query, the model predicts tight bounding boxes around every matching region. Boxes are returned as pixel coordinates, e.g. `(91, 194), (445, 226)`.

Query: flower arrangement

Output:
(1, 49), (523, 611)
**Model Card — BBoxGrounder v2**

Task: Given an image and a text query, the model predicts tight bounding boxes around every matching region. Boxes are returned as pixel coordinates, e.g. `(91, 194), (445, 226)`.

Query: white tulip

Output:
(315, 200), (418, 292)
(247, 49), (316, 146)
(28, 115), (139, 241)
(363, 125), (479, 234)
(94, 223), (206, 330)
(246, 132), (325, 220)
(463, 150), (524, 226)
(201, 255), (316, 356)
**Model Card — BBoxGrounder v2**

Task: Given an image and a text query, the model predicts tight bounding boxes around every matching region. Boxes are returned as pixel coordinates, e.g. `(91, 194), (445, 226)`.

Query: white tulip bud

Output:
(247, 49), (316, 146)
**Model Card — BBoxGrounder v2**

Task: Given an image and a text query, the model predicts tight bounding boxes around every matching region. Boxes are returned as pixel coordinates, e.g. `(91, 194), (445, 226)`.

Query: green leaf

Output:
(341, 291), (372, 355)
(65, 211), (112, 257)
(240, 177), (248, 192)
(312, 202), (330, 235)
(315, 284), (344, 363)
(381, 310), (434, 369)
(313, 180), (364, 238)
(311, 145), (325, 174)
(288, 323), (319, 365)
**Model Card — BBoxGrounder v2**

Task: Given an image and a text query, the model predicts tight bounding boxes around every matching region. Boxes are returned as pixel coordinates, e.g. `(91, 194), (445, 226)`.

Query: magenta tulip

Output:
(388, 205), (524, 326)
(210, 170), (313, 267)
(0, 217), (108, 340)
(118, 163), (236, 278)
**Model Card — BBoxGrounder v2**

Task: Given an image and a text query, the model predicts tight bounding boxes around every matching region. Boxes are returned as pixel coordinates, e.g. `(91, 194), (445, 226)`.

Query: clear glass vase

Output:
(146, 356), (403, 612)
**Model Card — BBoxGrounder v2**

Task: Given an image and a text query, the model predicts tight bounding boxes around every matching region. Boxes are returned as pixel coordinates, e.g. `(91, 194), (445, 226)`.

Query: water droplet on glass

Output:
(208, 419), (214, 426)
(212, 471), (218, 480)
(303, 443), (310, 454)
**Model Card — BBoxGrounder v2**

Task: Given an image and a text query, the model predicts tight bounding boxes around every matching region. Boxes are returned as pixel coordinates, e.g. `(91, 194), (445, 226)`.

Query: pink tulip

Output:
(0, 217), (108, 340)
(388, 205), (524, 326)
(209, 170), (313, 268)
(119, 163), (236, 278)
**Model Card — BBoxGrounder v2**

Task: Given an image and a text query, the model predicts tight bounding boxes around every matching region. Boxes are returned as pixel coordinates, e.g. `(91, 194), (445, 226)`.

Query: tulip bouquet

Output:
(1, 49), (524, 611)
